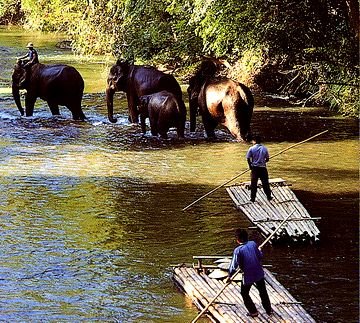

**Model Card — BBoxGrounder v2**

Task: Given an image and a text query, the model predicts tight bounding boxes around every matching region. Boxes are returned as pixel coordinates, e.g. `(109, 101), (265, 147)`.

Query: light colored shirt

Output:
(229, 241), (264, 285)
(246, 144), (269, 167)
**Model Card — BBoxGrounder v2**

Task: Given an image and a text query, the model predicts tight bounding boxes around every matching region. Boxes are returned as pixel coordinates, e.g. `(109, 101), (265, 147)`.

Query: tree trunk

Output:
(345, 0), (359, 43)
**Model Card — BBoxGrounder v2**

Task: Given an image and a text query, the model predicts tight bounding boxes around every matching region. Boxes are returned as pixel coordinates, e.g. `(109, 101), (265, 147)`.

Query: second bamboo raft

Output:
(226, 178), (320, 243)
(173, 257), (316, 323)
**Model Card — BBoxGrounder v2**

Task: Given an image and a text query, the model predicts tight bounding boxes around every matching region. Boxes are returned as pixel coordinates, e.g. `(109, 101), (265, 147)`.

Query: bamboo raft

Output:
(226, 178), (320, 243)
(173, 256), (316, 323)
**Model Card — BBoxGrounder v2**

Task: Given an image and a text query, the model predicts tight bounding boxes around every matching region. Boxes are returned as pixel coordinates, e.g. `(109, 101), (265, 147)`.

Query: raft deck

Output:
(173, 257), (316, 323)
(226, 178), (320, 243)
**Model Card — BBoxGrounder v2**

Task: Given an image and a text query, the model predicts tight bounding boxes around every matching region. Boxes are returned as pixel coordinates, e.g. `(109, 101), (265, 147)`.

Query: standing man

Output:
(228, 229), (272, 317)
(246, 135), (272, 202)
(18, 42), (39, 67)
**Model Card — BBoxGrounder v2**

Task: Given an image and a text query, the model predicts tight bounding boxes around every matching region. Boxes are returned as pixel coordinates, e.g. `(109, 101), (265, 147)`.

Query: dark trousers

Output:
(241, 278), (272, 314)
(250, 167), (271, 200)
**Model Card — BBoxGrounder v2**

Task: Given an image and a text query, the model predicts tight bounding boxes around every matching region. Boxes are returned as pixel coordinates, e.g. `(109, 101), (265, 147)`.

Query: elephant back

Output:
(132, 66), (182, 100)
(36, 64), (84, 99)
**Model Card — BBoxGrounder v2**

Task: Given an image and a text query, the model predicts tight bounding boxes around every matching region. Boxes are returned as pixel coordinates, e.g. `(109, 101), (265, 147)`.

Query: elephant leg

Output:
(176, 116), (186, 138)
(72, 110), (86, 120)
(140, 115), (147, 134)
(150, 123), (158, 136)
(67, 101), (85, 121)
(127, 94), (139, 124)
(159, 125), (169, 139)
(150, 119), (158, 136)
(202, 114), (217, 139)
(24, 94), (36, 117)
(48, 101), (60, 116)
(157, 118), (169, 139)
(148, 109), (158, 136)
(189, 100), (198, 132)
(177, 126), (185, 138)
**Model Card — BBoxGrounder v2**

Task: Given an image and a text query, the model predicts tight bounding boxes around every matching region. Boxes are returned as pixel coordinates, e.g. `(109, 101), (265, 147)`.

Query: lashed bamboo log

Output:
(203, 275), (245, 322)
(227, 178), (320, 242)
(200, 273), (247, 322)
(186, 268), (234, 322)
(175, 267), (224, 322)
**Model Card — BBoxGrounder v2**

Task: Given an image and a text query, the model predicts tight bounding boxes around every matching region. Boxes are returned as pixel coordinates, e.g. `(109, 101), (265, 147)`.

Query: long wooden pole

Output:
(182, 130), (328, 211)
(191, 209), (296, 323)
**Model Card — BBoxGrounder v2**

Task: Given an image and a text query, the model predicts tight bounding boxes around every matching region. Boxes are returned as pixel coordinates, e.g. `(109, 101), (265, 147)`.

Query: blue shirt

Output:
(229, 241), (264, 285)
(246, 144), (269, 167)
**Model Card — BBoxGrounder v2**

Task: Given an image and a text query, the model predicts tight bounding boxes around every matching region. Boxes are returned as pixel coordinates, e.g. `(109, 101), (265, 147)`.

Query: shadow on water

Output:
(0, 175), (245, 322)
(268, 189), (359, 323)
(0, 172), (357, 322)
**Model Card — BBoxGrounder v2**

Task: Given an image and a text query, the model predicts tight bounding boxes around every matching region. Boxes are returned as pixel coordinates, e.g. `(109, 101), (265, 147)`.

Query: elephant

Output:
(138, 90), (186, 139)
(106, 59), (186, 124)
(188, 60), (254, 141)
(12, 61), (85, 120)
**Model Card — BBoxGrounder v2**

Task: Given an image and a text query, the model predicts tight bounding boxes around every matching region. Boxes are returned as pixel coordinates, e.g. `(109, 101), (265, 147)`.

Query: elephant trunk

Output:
(240, 125), (252, 142)
(12, 85), (24, 116)
(189, 98), (197, 132)
(238, 107), (253, 142)
(106, 86), (117, 123)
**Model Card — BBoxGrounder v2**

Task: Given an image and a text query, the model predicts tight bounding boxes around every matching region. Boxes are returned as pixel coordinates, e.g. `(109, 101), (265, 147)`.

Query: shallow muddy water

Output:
(0, 26), (358, 322)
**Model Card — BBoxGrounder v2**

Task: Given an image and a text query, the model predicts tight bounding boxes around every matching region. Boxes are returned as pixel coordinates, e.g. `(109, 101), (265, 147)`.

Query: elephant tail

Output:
(238, 83), (254, 111)
(236, 83), (254, 141)
(170, 96), (186, 138)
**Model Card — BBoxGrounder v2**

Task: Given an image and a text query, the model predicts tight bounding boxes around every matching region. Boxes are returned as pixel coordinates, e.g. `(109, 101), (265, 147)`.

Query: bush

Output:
(0, 0), (23, 24)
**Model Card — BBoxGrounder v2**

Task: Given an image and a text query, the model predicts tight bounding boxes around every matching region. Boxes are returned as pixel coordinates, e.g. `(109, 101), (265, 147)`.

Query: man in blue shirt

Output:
(17, 43), (39, 85)
(246, 135), (272, 202)
(228, 229), (272, 317)
(18, 43), (39, 67)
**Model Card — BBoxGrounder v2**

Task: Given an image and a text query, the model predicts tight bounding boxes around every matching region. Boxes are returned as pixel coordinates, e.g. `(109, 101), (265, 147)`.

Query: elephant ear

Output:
(12, 61), (26, 86)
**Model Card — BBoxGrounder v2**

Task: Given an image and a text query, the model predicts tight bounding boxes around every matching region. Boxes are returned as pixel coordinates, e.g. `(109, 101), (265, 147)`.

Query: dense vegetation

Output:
(1, 0), (358, 116)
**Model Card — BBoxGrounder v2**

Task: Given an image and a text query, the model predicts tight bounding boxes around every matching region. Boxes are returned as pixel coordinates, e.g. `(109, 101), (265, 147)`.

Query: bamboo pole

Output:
(191, 209), (296, 323)
(182, 169), (251, 211)
(182, 130), (328, 211)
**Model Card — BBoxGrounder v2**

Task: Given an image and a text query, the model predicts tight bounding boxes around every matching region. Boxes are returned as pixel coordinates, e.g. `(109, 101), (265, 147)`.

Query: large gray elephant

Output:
(106, 59), (186, 124)
(138, 90), (186, 139)
(188, 60), (253, 141)
(12, 61), (85, 120)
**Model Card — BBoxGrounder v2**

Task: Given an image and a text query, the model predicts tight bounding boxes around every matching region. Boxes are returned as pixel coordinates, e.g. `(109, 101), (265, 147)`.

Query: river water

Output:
(0, 26), (358, 322)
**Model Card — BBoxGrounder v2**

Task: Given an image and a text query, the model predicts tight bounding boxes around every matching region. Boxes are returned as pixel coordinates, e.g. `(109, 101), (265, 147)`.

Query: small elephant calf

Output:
(138, 90), (186, 139)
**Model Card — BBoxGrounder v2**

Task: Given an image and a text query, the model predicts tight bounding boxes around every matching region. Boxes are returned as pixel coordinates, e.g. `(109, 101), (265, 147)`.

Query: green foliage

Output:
(1, 0), (358, 115)
(114, 0), (174, 60)
(0, 0), (23, 24)
(20, 0), (87, 32)
(68, 1), (117, 55)
(321, 70), (359, 116)
(192, 0), (263, 56)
